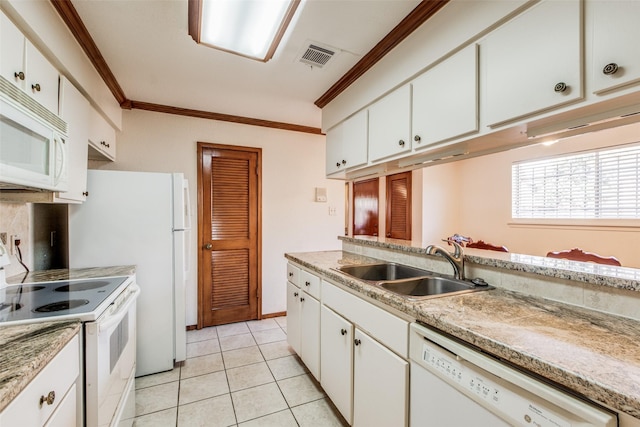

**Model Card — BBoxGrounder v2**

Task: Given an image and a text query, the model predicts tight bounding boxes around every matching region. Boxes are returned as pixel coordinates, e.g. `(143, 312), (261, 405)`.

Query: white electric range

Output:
(0, 275), (140, 427)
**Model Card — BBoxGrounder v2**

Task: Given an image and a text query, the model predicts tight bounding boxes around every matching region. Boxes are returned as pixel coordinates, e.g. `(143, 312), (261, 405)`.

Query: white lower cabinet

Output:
(0, 335), (79, 427)
(353, 328), (408, 427)
(320, 305), (354, 423)
(286, 264), (321, 381)
(320, 279), (409, 426)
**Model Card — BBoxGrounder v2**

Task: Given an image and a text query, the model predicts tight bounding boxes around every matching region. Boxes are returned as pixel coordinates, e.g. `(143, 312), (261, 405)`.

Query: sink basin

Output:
(379, 276), (493, 300)
(336, 263), (432, 282)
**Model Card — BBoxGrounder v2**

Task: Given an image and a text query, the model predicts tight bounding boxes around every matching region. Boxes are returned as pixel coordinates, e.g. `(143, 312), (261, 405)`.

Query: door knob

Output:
(203, 243), (212, 250)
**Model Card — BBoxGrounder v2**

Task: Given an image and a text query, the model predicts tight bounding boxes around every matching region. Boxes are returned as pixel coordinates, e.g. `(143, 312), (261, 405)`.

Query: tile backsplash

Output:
(0, 201), (32, 278)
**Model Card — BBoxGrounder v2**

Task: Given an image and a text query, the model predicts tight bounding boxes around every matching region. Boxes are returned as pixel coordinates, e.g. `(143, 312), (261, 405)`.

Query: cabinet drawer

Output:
(300, 270), (321, 299)
(287, 263), (300, 287)
(322, 280), (408, 357)
(1, 335), (79, 427)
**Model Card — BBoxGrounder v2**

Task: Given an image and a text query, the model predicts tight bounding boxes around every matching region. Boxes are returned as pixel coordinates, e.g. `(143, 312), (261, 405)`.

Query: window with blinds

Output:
(512, 143), (640, 219)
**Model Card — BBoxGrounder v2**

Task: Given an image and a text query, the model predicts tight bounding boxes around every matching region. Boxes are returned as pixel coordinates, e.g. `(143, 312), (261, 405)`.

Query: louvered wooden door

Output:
(386, 172), (411, 240)
(198, 143), (261, 327)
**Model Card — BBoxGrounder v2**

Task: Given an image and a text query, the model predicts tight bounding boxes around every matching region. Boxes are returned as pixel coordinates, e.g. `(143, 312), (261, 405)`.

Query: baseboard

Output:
(262, 311), (286, 319)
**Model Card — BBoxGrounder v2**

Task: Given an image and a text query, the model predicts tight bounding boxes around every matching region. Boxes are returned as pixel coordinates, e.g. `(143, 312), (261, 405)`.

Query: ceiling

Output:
(70, 0), (423, 130)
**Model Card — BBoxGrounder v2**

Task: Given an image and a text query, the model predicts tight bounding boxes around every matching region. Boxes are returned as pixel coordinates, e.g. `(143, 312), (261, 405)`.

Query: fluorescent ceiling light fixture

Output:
(189, 0), (300, 62)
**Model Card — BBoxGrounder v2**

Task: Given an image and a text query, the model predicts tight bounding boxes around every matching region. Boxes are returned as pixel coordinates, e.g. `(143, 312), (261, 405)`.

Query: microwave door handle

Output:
(53, 137), (66, 185)
(98, 285), (140, 333)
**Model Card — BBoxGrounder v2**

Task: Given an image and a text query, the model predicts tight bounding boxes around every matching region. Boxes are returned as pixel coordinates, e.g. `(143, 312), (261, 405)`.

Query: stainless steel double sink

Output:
(334, 262), (493, 300)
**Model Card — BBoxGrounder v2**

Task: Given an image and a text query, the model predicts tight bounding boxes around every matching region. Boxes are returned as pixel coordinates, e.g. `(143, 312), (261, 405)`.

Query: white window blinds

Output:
(512, 143), (640, 219)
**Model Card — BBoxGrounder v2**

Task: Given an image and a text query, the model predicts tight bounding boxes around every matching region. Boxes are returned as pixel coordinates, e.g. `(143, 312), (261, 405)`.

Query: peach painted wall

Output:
(421, 122), (640, 267)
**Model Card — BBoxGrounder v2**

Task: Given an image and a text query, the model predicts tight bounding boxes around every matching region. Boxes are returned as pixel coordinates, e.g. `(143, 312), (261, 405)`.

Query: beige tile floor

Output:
(133, 316), (348, 427)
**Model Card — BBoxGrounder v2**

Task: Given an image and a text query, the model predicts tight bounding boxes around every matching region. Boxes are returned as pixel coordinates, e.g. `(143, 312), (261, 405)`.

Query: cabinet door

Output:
(342, 109), (368, 170)
(326, 121), (345, 176)
(368, 85), (411, 162)
(353, 328), (408, 427)
(482, 0), (583, 127)
(56, 78), (89, 203)
(25, 41), (59, 114)
(320, 305), (354, 424)
(300, 294), (321, 381)
(0, 11), (25, 90)
(88, 107), (117, 161)
(286, 281), (301, 355)
(43, 384), (76, 427)
(590, 1), (640, 94)
(412, 44), (478, 149)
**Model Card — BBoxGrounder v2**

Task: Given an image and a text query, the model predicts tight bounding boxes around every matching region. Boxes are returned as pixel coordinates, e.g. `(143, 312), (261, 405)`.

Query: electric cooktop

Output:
(0, 276), (130, 324)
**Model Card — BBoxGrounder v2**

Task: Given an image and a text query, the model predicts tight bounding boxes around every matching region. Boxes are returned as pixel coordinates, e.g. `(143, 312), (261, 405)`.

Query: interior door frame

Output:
(197, 142), (262, 328)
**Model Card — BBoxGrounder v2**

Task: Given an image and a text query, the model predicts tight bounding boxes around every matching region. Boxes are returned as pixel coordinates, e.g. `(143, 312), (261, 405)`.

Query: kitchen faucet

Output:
(426, 240), (465, 280)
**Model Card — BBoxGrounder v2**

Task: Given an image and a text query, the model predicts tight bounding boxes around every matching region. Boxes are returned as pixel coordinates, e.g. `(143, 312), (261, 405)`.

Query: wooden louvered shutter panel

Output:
(386, 172), (411, 240)
(210, 157), (250, 309)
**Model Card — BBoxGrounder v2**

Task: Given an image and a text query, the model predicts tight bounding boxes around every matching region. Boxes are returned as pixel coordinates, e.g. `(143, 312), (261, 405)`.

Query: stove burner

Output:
(6, 285), (45, 293)
(54, 281), (111, 292)
(34, 300), (90, 312)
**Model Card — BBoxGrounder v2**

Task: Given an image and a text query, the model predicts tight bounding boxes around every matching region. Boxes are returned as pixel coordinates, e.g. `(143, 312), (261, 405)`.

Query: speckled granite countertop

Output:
(0, 320), (80, 412)
(285, 250), (640, 420)
(340, 236), (640, 292)
(6, 265), (136, 285)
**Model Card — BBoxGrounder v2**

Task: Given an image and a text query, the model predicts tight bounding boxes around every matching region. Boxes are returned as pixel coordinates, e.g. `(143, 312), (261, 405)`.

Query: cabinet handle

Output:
(305, 281), (310, 287)
(414, 135), (421, 143)
(340, 328), (347, 336)
(554, 82), (567, 93)
(100, 141), (111, 148)
(14, 71), (25, 80)
(203, 243), (212, 250)
(82, 191), (89, 197)
(293, 292), (298, 297)
(31, 83), (41, 92)
(39, 391), (55, 407)
(398, 140), (405, 146)
(603, 63), (619, 76)
(354, 338), (361, 346)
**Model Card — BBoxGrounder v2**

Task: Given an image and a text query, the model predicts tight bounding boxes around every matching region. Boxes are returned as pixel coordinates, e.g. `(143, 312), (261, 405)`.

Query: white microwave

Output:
(0, 75), (68, 192)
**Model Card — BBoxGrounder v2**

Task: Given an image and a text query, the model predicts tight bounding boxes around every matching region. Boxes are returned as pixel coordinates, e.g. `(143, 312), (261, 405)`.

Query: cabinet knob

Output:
(300, 297), (305, 302)
(414, 135), (421, 143)
(340, 328), (347, 336)
(31, 83), (41, 92)
(354, 338), (361, 346)
(603, 63), (619, 76)
(341, 159), (347, 165)
(288, 272), (293, 277)
(14, 71), (25, 81)
(203, 243), (212, 250)
(398, 140), (405, 147)
(293, 292), (299, 297)
(554, 82), (567, 93)
(39, 391), (55, 407)
(336, 162), (341, 168)
(305, 281), (310, 287)
(82, 191), (89, 197)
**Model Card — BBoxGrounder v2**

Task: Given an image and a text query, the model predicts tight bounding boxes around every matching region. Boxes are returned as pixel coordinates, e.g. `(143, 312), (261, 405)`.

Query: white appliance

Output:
(0, 75), (68, 192)
(409, 322), (617, 427)
(69, 170), (191, 376)
(0, 275), (139, 427)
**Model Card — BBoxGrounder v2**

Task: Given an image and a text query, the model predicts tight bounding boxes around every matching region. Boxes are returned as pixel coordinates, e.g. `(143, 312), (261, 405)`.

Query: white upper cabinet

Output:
(481, 0), (583, 127)
(368, 84), (411, 162)
(326, 110), (368, 176)
(88, 106), (116, 161)
(0, 11), (59, 114)
(590, 0), (640, 94)
(57, 77), (89, 203)
(412, 44), (479, 150)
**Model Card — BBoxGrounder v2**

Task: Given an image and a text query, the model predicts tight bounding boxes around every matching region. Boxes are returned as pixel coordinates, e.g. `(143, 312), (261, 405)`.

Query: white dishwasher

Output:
(409, 323), (617, 427)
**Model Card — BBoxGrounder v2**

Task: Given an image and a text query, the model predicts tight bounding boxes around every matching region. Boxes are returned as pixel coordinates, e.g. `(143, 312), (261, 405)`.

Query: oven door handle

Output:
(99, 285), (140, 333)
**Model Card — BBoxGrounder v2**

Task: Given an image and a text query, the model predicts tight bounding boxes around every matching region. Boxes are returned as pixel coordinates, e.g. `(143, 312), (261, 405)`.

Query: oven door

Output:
(85, 284), (140, 427)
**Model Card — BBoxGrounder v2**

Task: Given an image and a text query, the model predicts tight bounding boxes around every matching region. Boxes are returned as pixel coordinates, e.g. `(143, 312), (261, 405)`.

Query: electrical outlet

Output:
(0, 232), (7, 245)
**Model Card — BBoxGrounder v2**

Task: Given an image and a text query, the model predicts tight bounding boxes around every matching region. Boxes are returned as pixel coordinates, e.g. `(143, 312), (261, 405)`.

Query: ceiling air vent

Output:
(297, 43), (337, 68)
